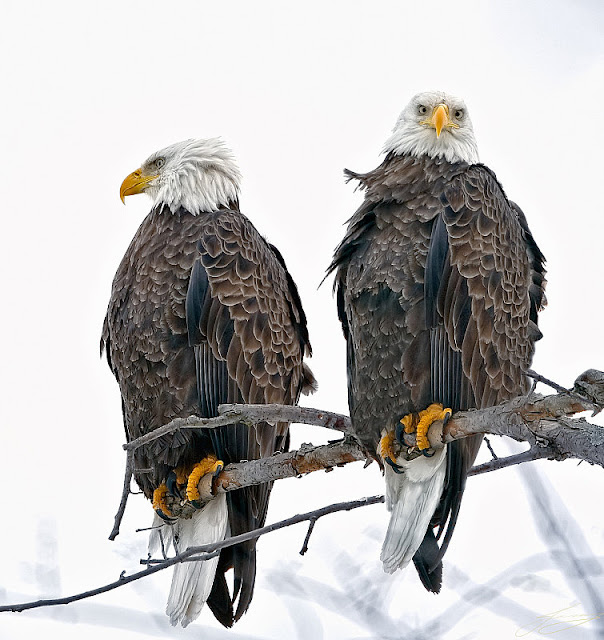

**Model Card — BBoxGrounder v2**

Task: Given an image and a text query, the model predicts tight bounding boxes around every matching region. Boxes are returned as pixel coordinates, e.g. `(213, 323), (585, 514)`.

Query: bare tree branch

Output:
(467, 446), (556, 477)
(0, 496), (384, 614)
(122, 370), (604, 458)
(5, 371), (604, 616)
(108, 450), (134, 541)
(299, 517), (318, 556)
(213, 439), (363, 493)
(528, 368), (604, 413)
(527, 369), (573, 394)
(119, 438), (367, 524)
(122, 404), (352, 452)
(108, 370), (604, 535)
(442, 392), (604, 466)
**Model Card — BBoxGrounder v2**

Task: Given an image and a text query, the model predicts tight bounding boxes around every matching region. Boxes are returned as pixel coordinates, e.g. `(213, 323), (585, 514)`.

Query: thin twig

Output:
(484, 436), (499, 460)
(135, 524), (164, 533)
(140, 552), (221, 565)
(219, 404), (352, 432)
(0, 496), (384, 614)
(122, 414), (239, 452)
(468, 447), (556, 476)
(108, 450), (134, 541)
(526, 369), (599, 408)
(526, 369), (571, 394)
(123, 405), (352, 452)
(300, 517), (318, 556)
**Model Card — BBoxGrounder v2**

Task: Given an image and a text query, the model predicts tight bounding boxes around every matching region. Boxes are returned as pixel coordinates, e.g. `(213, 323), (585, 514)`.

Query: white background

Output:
(1, 1), (604, 638)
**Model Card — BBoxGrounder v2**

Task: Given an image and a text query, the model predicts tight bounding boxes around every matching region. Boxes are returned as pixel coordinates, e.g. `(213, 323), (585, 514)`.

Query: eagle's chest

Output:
(346, 203), (438, 305)
(113, 214), (203, 340)
(342, 201), (444, 441)
(106, 214), (205, 424)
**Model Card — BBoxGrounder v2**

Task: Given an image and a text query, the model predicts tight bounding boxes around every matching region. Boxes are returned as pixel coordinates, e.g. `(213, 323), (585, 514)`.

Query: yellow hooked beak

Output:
(119, 168), (158, 204)
(421, 104), (458, 138)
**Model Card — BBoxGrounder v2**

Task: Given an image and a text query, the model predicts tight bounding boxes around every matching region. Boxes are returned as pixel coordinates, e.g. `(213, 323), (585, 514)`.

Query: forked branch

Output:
(4, 370), (604, 616)
(107, 370), (604, 536)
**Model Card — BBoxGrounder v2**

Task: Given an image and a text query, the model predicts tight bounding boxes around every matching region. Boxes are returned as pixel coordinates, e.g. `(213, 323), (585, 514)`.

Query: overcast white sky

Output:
(1, 1), (604, 638)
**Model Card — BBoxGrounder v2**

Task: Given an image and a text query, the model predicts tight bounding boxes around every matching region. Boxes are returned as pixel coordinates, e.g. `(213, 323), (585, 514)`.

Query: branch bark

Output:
(442, 393), (604, 466)
(5, 370), (604, 615)
(210, 385), (604, 490)
(122, 404), (352, 452)
(111, 370), (604, 532)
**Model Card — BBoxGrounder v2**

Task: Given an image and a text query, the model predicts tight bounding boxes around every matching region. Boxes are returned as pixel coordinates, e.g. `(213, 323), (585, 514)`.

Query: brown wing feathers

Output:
(184, 209), (310, 623)
(418, 166), (544, 583)
(443, 168), (543, 404)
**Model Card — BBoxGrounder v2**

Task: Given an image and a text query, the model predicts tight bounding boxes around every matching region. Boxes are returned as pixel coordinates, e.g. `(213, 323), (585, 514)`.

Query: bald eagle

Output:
(329, 91), (546, 591)
(101, 138), (315, 627)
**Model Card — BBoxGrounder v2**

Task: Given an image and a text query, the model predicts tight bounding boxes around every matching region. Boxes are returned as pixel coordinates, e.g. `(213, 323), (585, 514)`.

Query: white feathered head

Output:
(120, 138), (242, 214)
(383, 90), (479, 165)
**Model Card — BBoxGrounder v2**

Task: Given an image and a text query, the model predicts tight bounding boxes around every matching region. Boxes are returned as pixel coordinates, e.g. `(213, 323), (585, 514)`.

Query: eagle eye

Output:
(418, 105), (428, 115)
(454, 109), (464, 120)
(155, 157), (165, 170)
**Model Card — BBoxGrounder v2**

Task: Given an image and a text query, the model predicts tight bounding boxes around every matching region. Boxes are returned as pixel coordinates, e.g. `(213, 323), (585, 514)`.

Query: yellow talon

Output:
(415, 403), (452, 450)
(401, 413), (417, 434)
(378, 430), (398, 461)
(400, 404), (452, 451)
(186, 455), (224, 502)
(174, 465), (189, 486)
(152, 483), (172, 517)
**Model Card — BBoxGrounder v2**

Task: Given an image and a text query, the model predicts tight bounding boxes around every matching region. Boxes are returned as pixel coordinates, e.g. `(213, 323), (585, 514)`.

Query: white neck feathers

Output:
(149, 138), (242, 215)
(383, 125), (479, 165)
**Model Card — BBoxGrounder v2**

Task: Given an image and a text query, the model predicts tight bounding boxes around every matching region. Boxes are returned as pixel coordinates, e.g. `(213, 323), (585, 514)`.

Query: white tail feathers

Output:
(148, 494), (228, 627)
(380, 444), (447, 574)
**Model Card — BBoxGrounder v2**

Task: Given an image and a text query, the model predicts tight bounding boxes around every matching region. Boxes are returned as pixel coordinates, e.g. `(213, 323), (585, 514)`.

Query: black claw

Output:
(155, 508), (176, 523)
(189, 499), (203, 510)
(443, 411), (451, 427)
(209, 463), (224, 496)
(166, 471), (182, 499)
(421, 448), (435, 458)
(385, 456), (405, 474)
(395, 421), (407, 446)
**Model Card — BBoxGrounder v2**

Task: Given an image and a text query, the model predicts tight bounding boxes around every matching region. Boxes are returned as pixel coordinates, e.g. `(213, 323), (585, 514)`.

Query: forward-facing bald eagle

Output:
(329, 91), (546, 590)
(101, 138), (315, 627)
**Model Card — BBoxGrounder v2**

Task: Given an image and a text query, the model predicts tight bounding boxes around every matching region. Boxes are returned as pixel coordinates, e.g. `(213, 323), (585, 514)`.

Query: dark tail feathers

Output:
(412, 529), (443, 593)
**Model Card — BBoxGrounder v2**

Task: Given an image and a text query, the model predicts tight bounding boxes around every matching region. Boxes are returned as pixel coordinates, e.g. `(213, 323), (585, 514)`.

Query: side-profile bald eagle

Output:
(101, 138), (315, 627)
(328, 91), (546, 591)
